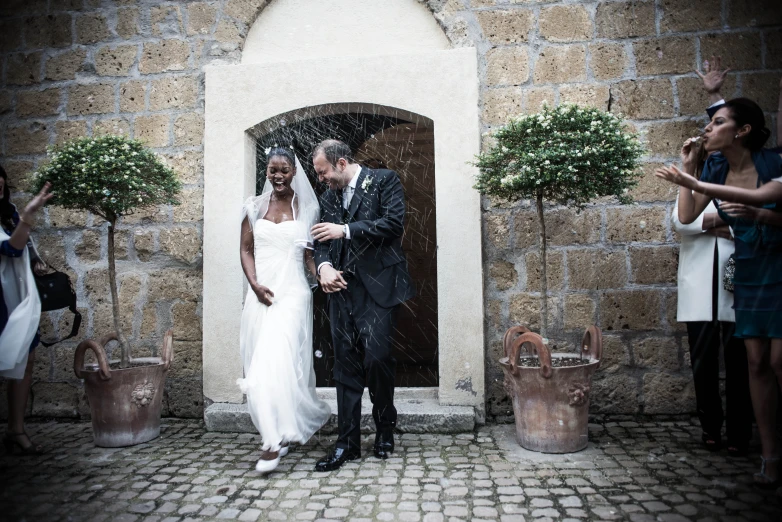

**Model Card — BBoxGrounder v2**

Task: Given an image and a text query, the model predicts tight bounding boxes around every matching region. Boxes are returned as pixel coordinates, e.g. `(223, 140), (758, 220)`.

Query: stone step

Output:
(204, 388), (475, 434)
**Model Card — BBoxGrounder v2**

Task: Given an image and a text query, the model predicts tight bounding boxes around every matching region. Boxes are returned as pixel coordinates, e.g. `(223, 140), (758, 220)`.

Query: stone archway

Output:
(202, 1), (484, 430)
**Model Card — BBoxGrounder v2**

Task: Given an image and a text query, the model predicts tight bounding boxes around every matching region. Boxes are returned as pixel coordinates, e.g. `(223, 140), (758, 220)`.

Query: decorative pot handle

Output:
(161, 329), (174, 372)
(581, 325), (603, 369)
(503, 326), (531, 360)
(73, 334), (115, 380)
(505, 328), (553, 379)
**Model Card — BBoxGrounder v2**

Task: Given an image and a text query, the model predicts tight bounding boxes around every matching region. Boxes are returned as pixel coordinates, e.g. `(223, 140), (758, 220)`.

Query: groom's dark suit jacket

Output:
(314, 167), (415, 308)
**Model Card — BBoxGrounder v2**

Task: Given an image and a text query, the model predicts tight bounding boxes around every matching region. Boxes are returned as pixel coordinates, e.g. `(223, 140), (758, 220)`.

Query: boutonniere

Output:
(361, 176), (373, 191)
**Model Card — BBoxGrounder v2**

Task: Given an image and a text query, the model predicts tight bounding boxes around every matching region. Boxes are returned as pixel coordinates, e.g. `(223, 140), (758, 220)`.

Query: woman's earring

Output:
(735, 134), (739, 139)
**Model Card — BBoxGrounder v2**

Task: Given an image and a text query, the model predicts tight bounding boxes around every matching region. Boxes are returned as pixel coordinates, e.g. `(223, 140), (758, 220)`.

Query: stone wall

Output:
(0, 0), (780, 420)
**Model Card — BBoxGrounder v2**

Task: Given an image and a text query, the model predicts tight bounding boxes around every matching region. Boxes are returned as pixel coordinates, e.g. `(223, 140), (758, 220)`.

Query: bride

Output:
(238, 146), (331, 473)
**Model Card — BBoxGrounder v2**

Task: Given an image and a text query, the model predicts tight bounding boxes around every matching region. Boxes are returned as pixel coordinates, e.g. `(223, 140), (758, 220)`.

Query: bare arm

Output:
(240, 217), (274, 306)
(304, 248), (316, 279)
(693, 178), (782, 206)
(720, 201), (782, 228)
(656, 166), (712, 224)
(6, 182), (53, 250)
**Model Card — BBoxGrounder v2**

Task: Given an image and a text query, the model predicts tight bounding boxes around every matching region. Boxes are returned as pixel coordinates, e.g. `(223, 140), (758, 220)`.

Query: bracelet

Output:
(18, 214), (35, 227)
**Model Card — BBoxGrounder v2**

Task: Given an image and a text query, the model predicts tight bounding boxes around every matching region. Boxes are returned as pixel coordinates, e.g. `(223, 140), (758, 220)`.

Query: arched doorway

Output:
(252, 106), (438, 387)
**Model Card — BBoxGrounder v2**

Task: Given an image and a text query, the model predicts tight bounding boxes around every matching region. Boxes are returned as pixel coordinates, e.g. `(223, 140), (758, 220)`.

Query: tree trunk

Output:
(107, 218), (131, 368)
(535, 192), (548, 339)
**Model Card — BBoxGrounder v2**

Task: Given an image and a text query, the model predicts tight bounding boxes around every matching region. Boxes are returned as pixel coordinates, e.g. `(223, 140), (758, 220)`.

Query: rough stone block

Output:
(162, 150), (203, 185)
(224, 0), (268, 25)
(630, 162), (677, 202)
(559, 84), (610, 111)
(741, 72), (782, 112)
(489, 259), (517, 291)
(486, 299), (503, 331)
(606, 206), (667, 243)
(75, 229), (102, 262)
(75, 13), (110, 45)
(563, 294), (596, 330)
(514, 208), (601, 248)
(524, 250), (564, 292)
(676, 76), (738, 116)
(728, 0), (782, 28)
(121, 204), (168, 225)
(660, 0), (721, 32)
(482, 87), (522, 126)
(173, 113), (204, 146)
(665, 291), (685, 332)
(599, 334), (630, 373)
(590, 373), (638, 413)
(17, 88), (61, 117)
(642, 372), (695, 413)
(93, 117), (130, 137)
(133, 229), (155, 261)
(7, 52), (42, 85)
(169, 341), (201, 377)
(476, 9), (533, 45)
(588, 43), (627, 81)
(634, 37), (696, 76)
(150, 4), (183, 37)
(215, 18), (242, 44)
(45, 48), (86, 81)
(95, 45), (138, 76)
(119, 80), (146, 113)
(54, 119), (88, 145)
(595, 1), (655, 39)
(140, 303), (158, 339)
(31, 382), (79, 418)
(629, 245), (678, 285)
(599, 290), (662, 331)
(172, 301), (202, 342)
(610, 79), (674, 120)
(149, 76), (198, 111)
(3, 160), (35, 192)
(508, 293), (558, 332)
(700, 32), (762, 71)
(534, 45), (586, 84)
(539, 5), (592, 42)
(524, 87), (555, 114)
(116, 7), (139, 39)
(568, 249), (627, 290)
(485, 212), (510, 249)
(645, 119), (704, 158)
(633, 337), (679, 370)
(134, 114), (170, 147)
(140, 40), (190, 74)
(485, 47), (529, 87)
(766, 30), (782, 69)
(187, 2), (217, 35)
(147, 268), (202, 302)
(67, 83), (114, 116)
(173, 188), (203, 223)
(159, 226), (201, 264)
(24, 14), (72, 48)
(0, 20), (23, 51)
(47, 205), (88, 227)
(0, 91), (11, 115)
(5, 123), (49, 155)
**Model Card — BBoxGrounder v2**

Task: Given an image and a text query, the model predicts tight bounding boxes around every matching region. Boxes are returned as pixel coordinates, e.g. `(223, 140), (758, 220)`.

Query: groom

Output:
(310, 139), (415, 472)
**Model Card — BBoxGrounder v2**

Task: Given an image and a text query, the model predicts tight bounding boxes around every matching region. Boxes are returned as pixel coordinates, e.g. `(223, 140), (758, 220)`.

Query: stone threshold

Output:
(204, 387), (476, 434)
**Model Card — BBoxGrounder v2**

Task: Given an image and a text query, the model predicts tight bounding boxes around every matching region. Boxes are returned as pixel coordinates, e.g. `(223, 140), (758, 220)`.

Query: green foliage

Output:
(32, 135), (181, 222)
(475, 103), (644, 208)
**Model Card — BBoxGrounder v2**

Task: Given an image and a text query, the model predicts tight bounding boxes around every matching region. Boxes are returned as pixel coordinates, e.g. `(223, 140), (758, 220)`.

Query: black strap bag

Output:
(35, 269), (82, 347)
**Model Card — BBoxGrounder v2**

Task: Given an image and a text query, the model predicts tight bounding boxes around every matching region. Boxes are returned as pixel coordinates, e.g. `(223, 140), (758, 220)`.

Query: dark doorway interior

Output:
(255, 110), (438, 387)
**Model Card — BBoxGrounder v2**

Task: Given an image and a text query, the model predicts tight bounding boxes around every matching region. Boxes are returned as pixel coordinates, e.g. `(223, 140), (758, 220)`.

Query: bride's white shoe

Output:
(279, 445), (289, 457)
(255, 454), (280, 473)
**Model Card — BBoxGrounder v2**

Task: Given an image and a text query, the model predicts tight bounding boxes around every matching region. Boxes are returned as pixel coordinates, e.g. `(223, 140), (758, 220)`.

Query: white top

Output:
(673, 195), (735, 323)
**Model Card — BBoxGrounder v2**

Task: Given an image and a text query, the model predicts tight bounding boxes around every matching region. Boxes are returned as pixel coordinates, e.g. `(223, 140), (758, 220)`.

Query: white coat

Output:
(673, 194), (735, 323)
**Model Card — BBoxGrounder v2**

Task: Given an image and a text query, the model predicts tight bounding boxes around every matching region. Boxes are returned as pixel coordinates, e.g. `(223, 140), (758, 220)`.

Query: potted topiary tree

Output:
(33, 135), (181, 447)
(475, 103), (644, 452)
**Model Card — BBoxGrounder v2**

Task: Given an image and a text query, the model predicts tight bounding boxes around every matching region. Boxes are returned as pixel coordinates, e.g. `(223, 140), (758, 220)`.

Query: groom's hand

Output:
(319, 265), (347, 293)
(311, 223), (345, 242)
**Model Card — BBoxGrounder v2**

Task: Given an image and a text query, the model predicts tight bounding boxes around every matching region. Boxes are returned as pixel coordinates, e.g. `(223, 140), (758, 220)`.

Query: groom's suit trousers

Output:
(328, 276), (398, 452)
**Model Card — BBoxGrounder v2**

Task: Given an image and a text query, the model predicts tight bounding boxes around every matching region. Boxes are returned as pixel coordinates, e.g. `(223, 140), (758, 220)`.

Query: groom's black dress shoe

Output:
(373, 431), (394, 459)
(314, 447), (360, 472)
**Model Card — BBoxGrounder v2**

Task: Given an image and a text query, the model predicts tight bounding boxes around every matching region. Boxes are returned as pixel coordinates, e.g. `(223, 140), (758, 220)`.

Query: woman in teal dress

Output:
(656, 98), (782, 488)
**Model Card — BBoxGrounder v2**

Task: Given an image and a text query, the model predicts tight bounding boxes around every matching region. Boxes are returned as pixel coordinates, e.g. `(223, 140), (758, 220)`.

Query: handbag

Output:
(723, 254), (735, 293)
(34, 269), (82, 347)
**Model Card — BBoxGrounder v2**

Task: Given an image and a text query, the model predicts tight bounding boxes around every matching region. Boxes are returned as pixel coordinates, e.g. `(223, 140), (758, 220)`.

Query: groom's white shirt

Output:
(317, 166), (362, 275)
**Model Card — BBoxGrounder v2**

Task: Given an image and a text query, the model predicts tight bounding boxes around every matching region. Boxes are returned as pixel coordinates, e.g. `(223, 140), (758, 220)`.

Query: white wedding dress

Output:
(238, 217), (332, 452)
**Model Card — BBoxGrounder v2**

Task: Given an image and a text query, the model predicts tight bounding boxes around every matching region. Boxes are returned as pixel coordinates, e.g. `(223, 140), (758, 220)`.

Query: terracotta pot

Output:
(499, 326), (602, 453)
(74, 330), (173, 448)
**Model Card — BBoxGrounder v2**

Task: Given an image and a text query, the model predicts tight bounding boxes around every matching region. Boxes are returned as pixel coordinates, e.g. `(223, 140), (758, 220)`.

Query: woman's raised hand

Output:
(655, 165), (699, 190)
(23, 182), (54, 216)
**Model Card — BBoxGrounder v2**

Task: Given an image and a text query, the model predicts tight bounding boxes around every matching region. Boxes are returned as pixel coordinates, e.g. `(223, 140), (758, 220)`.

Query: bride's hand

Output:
(654, 165), (699, 190)
(253, 285), (274, 306)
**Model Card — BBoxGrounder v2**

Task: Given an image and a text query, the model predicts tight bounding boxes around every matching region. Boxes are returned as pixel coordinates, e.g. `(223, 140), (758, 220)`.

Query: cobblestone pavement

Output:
(1, 418), (781, 522)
